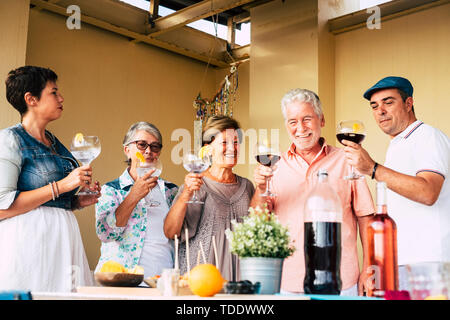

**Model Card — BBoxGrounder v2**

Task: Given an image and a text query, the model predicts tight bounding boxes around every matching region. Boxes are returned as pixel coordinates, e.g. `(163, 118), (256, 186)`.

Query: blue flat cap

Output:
(363, 76), (413, 100)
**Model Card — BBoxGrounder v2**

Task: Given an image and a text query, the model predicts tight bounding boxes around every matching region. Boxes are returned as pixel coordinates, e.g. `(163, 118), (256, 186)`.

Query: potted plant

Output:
(225, 205), (295, 294)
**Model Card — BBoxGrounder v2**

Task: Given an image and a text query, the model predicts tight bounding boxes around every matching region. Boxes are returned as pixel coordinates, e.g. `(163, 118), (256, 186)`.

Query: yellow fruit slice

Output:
(198, 146), (210, 159)
(187, 264), (225, 297)
(127, 265), (144, 275)
(135, 151), (146, 163)
(352, 123), (361, 133)
(100, 260), (127, 273)
(75, 133), (84, 143)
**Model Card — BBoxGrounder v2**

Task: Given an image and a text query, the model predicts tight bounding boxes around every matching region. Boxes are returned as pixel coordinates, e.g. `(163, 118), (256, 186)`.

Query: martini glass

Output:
(70, 135), (101, 195)
(137, 158), (162, 207)
(182, 151), (211, 204)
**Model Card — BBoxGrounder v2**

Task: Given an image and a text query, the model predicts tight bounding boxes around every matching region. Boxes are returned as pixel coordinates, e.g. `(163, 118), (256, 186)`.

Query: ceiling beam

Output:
(149, 0), (159, 20)
(232, 10), (250, 24)
(228, 44), (250, 64)
(34, 0), (61, 11)
(227, 17), (236, 49)
(30, 0), (230, 68)
(147, 0), (258, 37)
(329, 0), (448, 35)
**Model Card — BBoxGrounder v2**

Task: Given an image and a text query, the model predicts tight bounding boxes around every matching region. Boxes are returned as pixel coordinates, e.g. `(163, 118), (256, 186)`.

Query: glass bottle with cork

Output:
(366, 181), (399, 298)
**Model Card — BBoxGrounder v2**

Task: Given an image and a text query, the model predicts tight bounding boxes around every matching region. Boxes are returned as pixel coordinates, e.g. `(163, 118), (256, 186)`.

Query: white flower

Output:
(226, 204), (295, 258)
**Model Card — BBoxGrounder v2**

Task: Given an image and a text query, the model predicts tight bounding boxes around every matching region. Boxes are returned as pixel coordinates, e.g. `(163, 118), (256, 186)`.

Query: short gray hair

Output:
(280, 88), (322, 119)
(123, 121), (162, 146)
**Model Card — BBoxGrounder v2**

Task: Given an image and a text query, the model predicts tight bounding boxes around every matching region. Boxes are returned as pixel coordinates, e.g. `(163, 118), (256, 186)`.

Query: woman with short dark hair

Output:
(0, 66), (100, 292)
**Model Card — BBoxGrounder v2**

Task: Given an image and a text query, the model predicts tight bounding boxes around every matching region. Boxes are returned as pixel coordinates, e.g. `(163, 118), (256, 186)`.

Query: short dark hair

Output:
(5, 66), (58, 116)
(397, 88), (414, 114)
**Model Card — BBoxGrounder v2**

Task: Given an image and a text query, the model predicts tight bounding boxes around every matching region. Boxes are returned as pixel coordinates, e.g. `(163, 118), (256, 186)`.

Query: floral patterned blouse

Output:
(94, 168), (178, 271)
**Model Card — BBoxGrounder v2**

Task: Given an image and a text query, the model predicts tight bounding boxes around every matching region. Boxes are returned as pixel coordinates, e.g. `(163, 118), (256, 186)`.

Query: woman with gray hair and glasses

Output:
(94, 122), (178, 281)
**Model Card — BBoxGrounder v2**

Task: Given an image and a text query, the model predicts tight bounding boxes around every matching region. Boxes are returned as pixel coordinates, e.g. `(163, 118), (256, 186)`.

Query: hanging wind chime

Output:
(192, 63), (240, 152)
(193, 63), (239, 123)
(191, 12), (240, 153)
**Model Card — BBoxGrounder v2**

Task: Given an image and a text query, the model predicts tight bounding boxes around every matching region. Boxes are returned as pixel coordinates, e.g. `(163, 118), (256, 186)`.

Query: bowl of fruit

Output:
(94, 261), (144, 287)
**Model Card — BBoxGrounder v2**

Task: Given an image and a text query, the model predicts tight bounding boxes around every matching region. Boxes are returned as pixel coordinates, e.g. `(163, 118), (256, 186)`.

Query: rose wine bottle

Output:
(366, 182), (399, 298)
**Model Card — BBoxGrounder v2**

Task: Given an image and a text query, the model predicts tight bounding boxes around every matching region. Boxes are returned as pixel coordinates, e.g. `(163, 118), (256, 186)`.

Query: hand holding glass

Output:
(137, 158), (162, 207)
(254, 142), (281, 197)
(70, 135), (101, 195)
(183, 151), (210, 204)
(336, 120), (366, 180)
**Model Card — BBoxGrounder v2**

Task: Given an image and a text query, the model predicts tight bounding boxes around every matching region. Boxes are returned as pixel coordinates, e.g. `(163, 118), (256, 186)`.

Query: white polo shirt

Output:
(384, 120), (450, 265)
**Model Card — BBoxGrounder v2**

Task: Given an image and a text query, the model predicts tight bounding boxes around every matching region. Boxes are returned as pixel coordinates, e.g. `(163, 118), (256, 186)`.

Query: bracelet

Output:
(49, 182), (55, 201)
(371, 162), (379, 180)
(53, 181), (60, 198)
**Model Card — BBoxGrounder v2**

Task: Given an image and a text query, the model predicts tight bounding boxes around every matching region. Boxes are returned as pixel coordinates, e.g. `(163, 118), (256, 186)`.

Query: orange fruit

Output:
(100, 260), (127, 273)
(187, 264), (225, 297)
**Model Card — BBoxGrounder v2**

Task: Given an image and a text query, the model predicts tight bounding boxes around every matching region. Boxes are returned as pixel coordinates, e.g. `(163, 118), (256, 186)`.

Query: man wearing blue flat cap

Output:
(342, 76), (450, 292)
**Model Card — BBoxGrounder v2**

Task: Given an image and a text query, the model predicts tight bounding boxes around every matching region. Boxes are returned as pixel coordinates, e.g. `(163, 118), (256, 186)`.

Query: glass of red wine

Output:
(254, 141), (281, 197)
(336, 120), (366, 180)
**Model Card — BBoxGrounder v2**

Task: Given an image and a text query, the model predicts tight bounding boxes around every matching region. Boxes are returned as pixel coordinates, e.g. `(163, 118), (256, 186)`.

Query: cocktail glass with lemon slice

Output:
(70, 133), (101, 194)
(182, 147), (211, 204)
(136, 151), (162, 207)
(336, 120), (366, 180)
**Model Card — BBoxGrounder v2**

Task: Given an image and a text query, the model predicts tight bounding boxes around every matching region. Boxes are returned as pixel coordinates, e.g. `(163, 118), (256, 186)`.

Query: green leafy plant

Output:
(225, 205), (295, 258)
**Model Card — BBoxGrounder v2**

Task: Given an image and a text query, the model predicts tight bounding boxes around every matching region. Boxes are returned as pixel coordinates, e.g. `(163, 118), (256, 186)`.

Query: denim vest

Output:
(10, 124), (79, 210)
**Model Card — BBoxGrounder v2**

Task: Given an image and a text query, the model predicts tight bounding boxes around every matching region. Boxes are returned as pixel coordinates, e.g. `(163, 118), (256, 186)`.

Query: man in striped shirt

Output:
(342, 76), (450, 291)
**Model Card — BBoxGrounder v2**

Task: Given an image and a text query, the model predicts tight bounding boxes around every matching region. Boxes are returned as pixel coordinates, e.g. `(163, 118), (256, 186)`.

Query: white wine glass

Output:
(336, 120), (366, 180)
(254, 141), (281, 197)
(182, 151), (211, 204)
(70, 134), (101, 195)
(137, 158), (162, 207)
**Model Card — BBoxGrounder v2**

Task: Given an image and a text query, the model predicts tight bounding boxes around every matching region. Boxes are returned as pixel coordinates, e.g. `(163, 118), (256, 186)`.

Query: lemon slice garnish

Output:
(135, 152), (146, 163)
(75, 133), (84, 143)
(198, 145), (210, 159)
(352, 123), (361, 133)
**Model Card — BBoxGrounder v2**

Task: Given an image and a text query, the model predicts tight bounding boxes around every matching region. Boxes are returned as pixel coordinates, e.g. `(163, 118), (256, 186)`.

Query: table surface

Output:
(31, 286), (312, 300)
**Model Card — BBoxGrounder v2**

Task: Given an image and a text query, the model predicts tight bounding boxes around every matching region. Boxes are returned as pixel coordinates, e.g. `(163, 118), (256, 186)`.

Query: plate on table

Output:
(94, 272), (144, 287)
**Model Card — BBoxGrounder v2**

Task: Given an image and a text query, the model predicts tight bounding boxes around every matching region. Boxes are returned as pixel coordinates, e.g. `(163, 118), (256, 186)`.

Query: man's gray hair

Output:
(280, 88), (323, 119)
(123, 121), (162, 146)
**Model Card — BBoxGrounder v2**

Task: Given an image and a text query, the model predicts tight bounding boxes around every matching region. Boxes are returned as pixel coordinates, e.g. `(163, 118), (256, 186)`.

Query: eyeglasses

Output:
(129, 140), (162, 152)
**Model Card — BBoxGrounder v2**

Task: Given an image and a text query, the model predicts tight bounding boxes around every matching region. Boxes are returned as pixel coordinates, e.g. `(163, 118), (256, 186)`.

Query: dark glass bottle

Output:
(366, 182), (399, 298)
(303, 169), (343, 295)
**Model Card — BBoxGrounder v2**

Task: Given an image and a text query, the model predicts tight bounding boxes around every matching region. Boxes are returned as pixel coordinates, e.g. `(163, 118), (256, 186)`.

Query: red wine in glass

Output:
(255, 142), (280, 197)
(336, 120), (366, 180)
(336, 133), (366, 145)
(255, 154), (281, 167)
